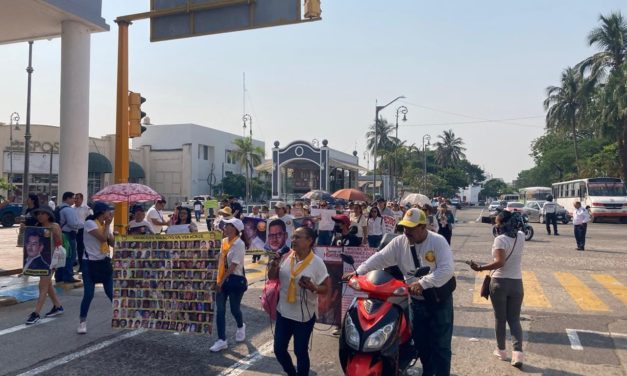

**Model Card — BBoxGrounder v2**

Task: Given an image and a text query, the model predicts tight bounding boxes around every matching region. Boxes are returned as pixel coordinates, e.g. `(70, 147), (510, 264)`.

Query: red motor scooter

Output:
(338, 253), (430, 376)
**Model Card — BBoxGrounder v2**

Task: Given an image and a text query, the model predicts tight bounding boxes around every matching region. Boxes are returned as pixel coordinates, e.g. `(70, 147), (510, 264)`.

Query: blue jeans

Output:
(195, 210), (201, 221)
(367, 234), (383, 248)
(55, 231), (77, 282)
(410, 296), (454, 376)
(215, 289), (244, 340)
(274, 312), (316, 376)
(79, 259), (113, 320)
(317, 230), (332, 246)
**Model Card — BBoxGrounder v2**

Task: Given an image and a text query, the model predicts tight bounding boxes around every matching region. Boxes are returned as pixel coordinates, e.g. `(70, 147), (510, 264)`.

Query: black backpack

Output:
(54, 205), (69, 226)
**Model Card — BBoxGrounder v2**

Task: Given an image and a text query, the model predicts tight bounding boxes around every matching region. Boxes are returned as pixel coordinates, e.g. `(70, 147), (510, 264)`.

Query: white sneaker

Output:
(235, 324), (246, 342)
(210, 339), (228, 352)
(77, 321), (87, 334)
(493, 348), (507, 360)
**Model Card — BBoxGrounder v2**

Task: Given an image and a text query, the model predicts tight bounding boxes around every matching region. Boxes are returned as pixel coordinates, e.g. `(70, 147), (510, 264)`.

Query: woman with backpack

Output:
(77, 202), (114, 334)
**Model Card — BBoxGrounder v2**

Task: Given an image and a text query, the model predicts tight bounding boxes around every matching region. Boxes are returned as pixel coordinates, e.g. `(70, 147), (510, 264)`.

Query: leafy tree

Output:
(434, 129), (466, 168)
(231, 138), (265, 202)
(479, 179), (509, 200)
(215, 173), (246, 199)
(458, 160), (486, 185)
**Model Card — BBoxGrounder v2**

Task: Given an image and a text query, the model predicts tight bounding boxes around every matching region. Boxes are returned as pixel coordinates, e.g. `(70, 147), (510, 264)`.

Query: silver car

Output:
(523, 200), (570, 224)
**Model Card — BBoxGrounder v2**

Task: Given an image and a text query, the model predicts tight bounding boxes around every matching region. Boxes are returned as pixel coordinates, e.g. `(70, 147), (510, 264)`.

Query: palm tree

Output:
(366, 118), (398, 157)
(433, 129), (466, 168)
(231, 138), (265, 202)
(578, 12), (627, 180)
(543, 67), (592, 172)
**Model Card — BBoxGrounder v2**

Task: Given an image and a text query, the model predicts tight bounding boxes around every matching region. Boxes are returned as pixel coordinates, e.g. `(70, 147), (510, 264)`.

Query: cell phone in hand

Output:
(300, 276), (311, 284)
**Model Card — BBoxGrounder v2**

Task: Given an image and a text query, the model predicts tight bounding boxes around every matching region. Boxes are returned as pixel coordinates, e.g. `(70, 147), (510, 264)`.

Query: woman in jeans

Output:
(210, 218), (247, 352)
(268, 226), (329, 376)
(78, 202), (114, 334)
(470, 210), (525, 369)
(366, 206), (384, 248)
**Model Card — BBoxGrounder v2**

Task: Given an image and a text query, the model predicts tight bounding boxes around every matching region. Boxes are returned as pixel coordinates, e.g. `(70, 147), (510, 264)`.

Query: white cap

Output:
(222, 218), (244, 232)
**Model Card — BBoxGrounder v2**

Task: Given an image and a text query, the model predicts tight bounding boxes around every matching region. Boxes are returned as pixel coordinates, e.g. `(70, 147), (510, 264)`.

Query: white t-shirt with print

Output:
(491, 231), (524, 279)
(277, 252), (329, 322)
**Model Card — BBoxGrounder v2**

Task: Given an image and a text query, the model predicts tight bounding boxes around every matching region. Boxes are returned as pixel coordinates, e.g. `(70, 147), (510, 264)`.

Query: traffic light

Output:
(304, 0), (321, 19)
(128, 91), (146, 138)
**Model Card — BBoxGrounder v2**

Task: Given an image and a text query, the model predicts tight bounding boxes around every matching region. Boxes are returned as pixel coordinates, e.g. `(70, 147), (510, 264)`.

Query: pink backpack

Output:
(261, 278), (280, 320)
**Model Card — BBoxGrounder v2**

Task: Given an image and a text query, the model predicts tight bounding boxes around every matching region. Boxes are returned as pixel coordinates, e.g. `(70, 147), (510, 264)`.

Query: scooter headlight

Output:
(364, 323), (395, 351)
(344, 315), (360, 349)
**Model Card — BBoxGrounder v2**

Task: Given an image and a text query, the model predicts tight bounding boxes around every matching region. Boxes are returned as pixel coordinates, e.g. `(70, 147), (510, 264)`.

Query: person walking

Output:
(542, 195), (559, 235)
(77, 202), (114, 334)
(436, 204), (455, 245)
(193, 198), (203, 222)
(573, 201), (590, 251)
(366, 206), (385, 248)
(470, 210), (525, 369)
(210, 218), (247, 352)
(267, 226), (329, 376)
(73, 193), (92, 272)
(56, 191), (81, 283)
(25, 206), (64, 324)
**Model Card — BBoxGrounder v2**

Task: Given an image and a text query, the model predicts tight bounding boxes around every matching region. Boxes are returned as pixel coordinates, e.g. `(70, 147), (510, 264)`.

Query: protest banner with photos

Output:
(22, 226), (53, 276)
(382, 215), (398, 233)
(241, 217), (266, 254)
(111, 231), (221, 334)
(313, 246), (376, 325)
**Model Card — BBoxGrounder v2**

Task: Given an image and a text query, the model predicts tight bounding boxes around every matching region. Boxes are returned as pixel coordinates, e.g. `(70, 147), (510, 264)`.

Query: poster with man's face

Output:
(265, 219), (288, 252)
(241, 217), (267, 251)
(23, 226), (52, 276)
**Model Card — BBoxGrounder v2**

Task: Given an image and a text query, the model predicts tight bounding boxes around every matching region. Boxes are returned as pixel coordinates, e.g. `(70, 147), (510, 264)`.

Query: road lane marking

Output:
(0, 318), (55, 337)
(472, 271), (491, 305)
(16, 329), (145, 376)
(565, 329), (583, 350)
(244, 260), (267, 283)
(522, 271), (551, 308)
(554, 272), (610, 311)
(218, 340), (274, 376)
(591, 274), (627, 305)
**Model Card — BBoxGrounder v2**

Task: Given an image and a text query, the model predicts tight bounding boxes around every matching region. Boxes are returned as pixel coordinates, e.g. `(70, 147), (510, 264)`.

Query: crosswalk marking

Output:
(591, 274), (627, 305)
(472, 271), (491, 305)
(522, 271), (551, 308)
(554, 272), (610, 312)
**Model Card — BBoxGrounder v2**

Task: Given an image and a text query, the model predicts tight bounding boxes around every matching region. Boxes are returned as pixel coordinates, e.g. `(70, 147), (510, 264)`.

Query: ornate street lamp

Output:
(8, 112), (20, 187)
(422, 134), (431, 194)
(373, 96), (405, 199)
(393, 106), (408, 199)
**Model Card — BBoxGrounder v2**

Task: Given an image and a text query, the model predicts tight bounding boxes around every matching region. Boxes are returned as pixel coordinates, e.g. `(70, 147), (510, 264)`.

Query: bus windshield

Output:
(587, 182), (627, 196)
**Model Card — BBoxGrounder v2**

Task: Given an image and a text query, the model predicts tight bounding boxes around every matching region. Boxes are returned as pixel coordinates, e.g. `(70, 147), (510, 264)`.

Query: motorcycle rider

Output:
(343, 208), (455, 375)
(541, 195), (559, 235)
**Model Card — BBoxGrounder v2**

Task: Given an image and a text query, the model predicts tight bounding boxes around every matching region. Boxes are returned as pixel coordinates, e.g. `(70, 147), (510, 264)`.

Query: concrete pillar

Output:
(58, 21), (91, 197)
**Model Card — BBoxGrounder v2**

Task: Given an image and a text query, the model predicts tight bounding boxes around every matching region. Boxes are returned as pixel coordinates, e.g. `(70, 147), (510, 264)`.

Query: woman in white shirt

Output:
(267, 226), (329, 376)
(210, 218), (247, 352)
(350, 203), (368, 245)
(366, 206), (385, 248)
(470, 210), (525, 369)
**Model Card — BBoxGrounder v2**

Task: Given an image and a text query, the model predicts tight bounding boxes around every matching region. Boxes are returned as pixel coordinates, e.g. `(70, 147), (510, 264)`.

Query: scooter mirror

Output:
(340, 253), (355, 265)
(414, 266), (430, 277)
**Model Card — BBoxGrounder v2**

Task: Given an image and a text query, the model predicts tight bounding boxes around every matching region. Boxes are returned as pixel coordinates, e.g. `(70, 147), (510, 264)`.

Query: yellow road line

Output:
(554, 272), (610, 312)
(472, 271), (491, 305)
(522, 271), (551, 308)
(592, 274), (627, 305)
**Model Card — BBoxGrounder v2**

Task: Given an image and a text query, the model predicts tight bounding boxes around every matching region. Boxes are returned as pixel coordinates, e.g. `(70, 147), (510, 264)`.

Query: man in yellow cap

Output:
(345, 208), (455, 376)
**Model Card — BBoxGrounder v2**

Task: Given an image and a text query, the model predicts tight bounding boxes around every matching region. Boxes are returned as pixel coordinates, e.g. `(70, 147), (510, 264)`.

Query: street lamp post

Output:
(22, 41), (34, 205)
(373, 95), (405, 199)
(8, 112), (20, 189)
(393, 106), (408, 199)
(242, 114), (252, 202)
(422, 134), (431, 194)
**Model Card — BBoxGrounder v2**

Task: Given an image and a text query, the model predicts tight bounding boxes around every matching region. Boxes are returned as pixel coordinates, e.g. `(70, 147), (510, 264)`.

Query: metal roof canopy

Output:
(150, 0), (318, 42)
(0, 0), (109, 45)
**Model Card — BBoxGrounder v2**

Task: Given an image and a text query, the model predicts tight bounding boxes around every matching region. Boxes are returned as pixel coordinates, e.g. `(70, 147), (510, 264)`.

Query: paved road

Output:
(0, 208), (625, 375)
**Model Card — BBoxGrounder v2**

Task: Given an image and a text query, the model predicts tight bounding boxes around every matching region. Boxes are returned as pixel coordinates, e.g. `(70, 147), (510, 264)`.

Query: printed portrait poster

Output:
(241, 217), (266, 254)
(265, 218), (290, 254)
(314, 247), (343, 326)
(382, 215), (398, 234)
(311, 208), (336, 231)
(22, 226), (52, 276)
(111, 231), (221, 334)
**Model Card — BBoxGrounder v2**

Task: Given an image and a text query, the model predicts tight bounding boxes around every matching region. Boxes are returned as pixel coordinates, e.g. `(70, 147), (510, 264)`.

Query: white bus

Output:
(519, 187), (552, 203)
(552, 177), (627, 223)
(499, 194), (520, 202)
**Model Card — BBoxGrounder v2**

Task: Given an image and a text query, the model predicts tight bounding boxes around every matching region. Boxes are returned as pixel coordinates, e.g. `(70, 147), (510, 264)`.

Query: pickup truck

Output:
(0, 202), (23, 227)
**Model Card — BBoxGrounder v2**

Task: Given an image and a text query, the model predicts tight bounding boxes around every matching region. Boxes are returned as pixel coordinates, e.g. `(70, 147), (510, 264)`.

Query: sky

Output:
(1, 0), (626, 182)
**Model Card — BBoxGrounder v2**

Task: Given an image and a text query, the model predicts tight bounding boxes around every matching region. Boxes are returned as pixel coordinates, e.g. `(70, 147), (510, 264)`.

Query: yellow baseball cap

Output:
(398, 208), (427, 228)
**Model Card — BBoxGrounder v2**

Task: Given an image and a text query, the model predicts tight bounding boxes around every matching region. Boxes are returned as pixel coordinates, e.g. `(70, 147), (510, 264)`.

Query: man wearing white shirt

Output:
(572, 201), (590, 251)
(72, 193), (92, 271)
(146, 199), (169, 234)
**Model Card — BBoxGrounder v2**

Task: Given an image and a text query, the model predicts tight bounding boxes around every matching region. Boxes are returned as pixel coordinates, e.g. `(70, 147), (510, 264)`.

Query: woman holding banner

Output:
(210, 218), (247, 352)
(268, 226), (329, 376)
(24, 206), (64, 325)
(174, 206), (198, 233)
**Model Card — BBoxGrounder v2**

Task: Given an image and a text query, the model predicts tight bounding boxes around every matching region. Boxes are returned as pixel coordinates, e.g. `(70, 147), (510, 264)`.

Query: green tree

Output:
(231, 138), (265, 202)
(215, 174), (246, 198)
(434, 129), (466, 168)
(458, 159), (486, 185)
(479, 179), (509, 200)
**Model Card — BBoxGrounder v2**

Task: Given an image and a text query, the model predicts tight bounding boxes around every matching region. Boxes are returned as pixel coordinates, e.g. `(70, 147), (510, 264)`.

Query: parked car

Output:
(504, 202), (525, 213)
(522, 200), (571, 224)
(450, 198), (462, 210)
(0, 202), (23, 227)
(488, 200), (506, 212)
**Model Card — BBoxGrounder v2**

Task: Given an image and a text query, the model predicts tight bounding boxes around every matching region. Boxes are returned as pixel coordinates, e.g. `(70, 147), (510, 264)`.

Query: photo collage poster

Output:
(22, 226), (53, 276)
(111, 232), (221, 334)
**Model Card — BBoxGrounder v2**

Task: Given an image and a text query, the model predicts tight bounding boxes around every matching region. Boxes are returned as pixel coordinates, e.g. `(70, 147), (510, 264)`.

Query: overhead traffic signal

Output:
(128, 91), (146, 138)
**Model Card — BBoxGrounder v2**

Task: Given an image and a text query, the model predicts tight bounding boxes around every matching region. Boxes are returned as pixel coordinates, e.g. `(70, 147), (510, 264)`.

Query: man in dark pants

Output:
(542, 195), (559, 235)
(55, 191), (81, 283)
(572, 201), (590, 250)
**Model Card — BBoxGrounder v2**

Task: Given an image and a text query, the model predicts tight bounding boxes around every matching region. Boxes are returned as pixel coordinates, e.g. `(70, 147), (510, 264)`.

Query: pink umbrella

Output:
(91, 183), (161, 203)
